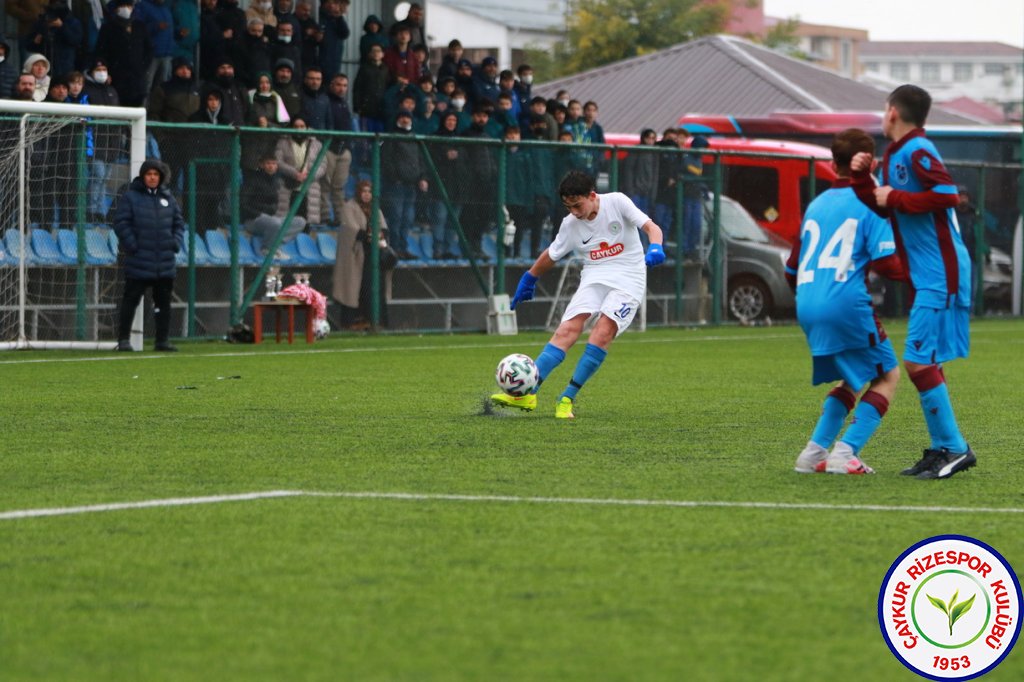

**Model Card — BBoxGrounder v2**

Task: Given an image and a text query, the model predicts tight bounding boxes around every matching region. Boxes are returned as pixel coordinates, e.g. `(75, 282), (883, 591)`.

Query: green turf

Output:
(1, 319), (1022, 680)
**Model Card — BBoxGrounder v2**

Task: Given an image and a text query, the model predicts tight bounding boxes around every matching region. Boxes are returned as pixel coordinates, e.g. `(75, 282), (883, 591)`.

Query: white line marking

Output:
(0, 490), (301, 520)
(2, 489), (1023, 521)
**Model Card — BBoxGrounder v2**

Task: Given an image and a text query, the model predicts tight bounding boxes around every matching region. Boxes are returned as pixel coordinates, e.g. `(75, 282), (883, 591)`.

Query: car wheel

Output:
(728, 275), (773, 321)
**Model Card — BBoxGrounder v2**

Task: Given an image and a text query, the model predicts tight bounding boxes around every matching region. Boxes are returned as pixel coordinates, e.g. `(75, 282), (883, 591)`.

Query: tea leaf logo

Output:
(927, 590), (977, 636)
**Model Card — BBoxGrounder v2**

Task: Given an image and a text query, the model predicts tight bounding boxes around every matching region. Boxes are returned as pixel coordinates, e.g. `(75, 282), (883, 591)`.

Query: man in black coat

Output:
(113, 159), (185, 352)
(95, 0), (154, 107)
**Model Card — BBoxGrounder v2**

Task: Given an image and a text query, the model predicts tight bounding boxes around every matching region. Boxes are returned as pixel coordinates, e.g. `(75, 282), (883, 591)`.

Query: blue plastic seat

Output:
(202, 230), (231, 265)
(31, 229), (71, 265)
(107, 229), (119, 257)
(238, 233), (262, 265)
(251, 236), (303, 266)
(175, 230), (213, 267)
(316, 231), (337, 264)
(84, 228), (117, 265)
(295, 232), (327, 264)
(57, 229), (85, 264)
(4, 230), (33, 264)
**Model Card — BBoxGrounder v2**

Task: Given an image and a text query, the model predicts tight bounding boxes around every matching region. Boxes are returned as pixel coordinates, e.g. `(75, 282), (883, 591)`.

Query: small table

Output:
(251, 298), (314, 344)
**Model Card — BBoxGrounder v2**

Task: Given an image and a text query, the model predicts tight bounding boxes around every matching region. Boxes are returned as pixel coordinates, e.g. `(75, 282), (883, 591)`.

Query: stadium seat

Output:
(107, 229), (119, 258)
(251, 236), (304, 266)
(295, 232), (327, 265)
(84, 228), (117, 265)
(238, 233), (263, 265)
(175, 230), (213, 267)
(4, 229), (38, 265)
(202, 230), (231, 265)
(57, 229), (86, 265)
(31, 229), (72, 265)
(316, 231), (337, 264)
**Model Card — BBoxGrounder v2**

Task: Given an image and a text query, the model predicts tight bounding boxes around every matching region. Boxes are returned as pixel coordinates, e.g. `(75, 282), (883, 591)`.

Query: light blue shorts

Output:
(904, 304), (970, 364)
(812, 338), (898, 392)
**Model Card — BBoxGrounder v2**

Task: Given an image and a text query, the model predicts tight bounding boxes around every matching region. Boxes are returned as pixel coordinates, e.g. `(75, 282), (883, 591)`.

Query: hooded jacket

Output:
(114, 160), (185, 280)
(22, 53), (50, 101)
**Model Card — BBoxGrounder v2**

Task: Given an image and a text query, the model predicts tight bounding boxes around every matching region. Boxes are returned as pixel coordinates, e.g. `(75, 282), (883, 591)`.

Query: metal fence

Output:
(5, 120), (1022, 341)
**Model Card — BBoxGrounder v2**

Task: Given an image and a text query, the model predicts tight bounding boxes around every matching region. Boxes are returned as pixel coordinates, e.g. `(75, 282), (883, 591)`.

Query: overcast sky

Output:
(763, 0), (1024, 48)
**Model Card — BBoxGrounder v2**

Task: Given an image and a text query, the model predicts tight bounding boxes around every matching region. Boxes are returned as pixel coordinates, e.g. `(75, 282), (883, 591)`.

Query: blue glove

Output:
(510, 272), (538, 310)
(645, 243), (666, 267)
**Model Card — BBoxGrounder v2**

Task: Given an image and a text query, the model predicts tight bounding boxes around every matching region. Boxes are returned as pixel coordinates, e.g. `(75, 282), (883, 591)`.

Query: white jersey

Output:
(547, 192), (650, 300)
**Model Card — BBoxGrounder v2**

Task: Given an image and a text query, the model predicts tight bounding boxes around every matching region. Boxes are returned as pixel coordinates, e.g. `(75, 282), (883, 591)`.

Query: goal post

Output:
(0, 100), (146, 350)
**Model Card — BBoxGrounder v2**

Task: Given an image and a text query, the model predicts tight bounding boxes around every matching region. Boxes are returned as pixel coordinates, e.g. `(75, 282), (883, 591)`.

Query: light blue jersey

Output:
(795, 184), (896, 355)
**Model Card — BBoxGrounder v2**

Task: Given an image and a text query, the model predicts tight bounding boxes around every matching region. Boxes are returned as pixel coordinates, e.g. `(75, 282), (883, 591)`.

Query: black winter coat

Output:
(114, 177), (185, 280)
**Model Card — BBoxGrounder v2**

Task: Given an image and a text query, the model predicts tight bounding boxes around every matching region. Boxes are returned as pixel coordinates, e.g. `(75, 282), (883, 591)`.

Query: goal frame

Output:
(0, 100), (146, 350)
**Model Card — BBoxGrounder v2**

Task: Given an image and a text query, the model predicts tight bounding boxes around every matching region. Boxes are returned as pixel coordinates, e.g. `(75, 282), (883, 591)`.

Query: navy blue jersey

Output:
(794, 185), (896, 355)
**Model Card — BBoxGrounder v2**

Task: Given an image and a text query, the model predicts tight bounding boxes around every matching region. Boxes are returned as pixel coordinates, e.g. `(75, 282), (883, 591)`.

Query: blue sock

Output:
(533, 343), (566, 392)
(810, 387), (855, 449)
(919, 384), (968, 452)
(839, 391), (889, 455)
(561, 343), (607, 401)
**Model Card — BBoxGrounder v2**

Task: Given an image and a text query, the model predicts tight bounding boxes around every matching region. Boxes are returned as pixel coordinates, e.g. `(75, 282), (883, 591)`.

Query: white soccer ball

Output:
(314, 318), (330, 340)
(495, 353), (539, 397)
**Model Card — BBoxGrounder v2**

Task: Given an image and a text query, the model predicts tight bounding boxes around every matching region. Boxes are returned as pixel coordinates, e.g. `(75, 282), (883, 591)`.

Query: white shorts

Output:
(561, 283), (641, 336)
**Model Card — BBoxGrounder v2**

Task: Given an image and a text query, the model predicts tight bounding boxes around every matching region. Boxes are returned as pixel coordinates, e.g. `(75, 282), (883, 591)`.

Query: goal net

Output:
(0, 101), (145, 350)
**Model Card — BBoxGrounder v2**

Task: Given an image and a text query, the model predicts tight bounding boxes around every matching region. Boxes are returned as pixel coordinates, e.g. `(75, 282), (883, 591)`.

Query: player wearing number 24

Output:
(785, 128), (906, 475)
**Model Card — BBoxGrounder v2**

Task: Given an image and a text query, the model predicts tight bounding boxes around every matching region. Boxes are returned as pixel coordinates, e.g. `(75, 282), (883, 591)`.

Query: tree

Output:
(562, 0), (729, 76)
(759, 16), (804, 56)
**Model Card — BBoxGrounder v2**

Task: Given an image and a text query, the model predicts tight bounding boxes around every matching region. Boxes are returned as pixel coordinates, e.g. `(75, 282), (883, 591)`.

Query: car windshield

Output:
(704, 198), (770, 243)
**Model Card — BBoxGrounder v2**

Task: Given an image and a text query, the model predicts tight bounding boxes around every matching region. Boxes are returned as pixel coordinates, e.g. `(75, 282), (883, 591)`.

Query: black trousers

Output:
(118, 277), (174, 343)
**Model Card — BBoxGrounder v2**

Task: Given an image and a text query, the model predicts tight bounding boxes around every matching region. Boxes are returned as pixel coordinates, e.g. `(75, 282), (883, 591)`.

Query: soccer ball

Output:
(495, 353), (539, 397)
(314, 318), (330, 340)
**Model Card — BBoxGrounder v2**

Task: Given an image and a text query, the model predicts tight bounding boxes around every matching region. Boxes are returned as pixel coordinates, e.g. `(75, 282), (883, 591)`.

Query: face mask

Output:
(398, 123), (412, 131)
(451, 98), (465, 109)
(558, 98), (569, 107)
(521, 75), (532, 85)
(116, 7), (132, 19)
(93, 70), (108, 83)
(261, 1), (272, 9)
(278, 35), (292, 43)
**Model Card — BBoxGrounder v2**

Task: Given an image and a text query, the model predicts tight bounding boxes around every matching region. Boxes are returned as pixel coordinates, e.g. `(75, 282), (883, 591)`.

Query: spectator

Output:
(275, 116), (327, 224)
(241, 152), (306, 252)
(358, 14), (387, 65)
(245, 0), (277, 39)
(382, 23), (418, 85)
(234, 17), (273, 88)
(436, 39), (462, 81)
(317, 0), (349, 82)
(134, 0), (176, 95)
(461, 104), (498, 258)
(95, 0), (153, 106)
(413, 95), (438, 134)
(7, 0), (50, 39)
(201, 57), (248, 125)
(171, 0), (200, 62)
(382, 77), (421, 124)
(273, 0), (299, 33)
(548, 100), (567, 131)
(249, 71), (289, 125)
(564, 99), (583, 130)
(381, 109), (425, 258)
(453, 57), (473, 99)
(504, 125), (539, 258)
(292, 1), (319, 75)
(654, 127), (682, 236)
(353, 42), (387, 132)
(429, 110), (468, 258)
(148, 56), (200, 192)
(435, 75), (454, 112)
(498, 69), (520, 121)
(113, 159), (185, 352)
(492, 93), (517, 131)
(581, 101), (605, 143)
(471, 56), (500, 106)
(512, 64), (533, 114)
(448, 85), (470, 131)
(187, 88), (232, 230)
(270, 20), (301, 73)
(621, 128), (659, 216)
(271, 57), (301, 120)
(65, 69), (87, 104)
(198, 0), (226, 80)
(392, 2), (425, 50)
(523, 96), (557, 141)
(555, 89), (570, 108)
(332, 180), (392, 329)
(323, 72), (355, 225)
(299, 65), (332, 129)
(25, 0), (82, 82)
(82, 58), (119, 221)
(148, 56), (200, 122)
(11, 73), (36, 100)
(681, 132), (708, 258)
(0, 38), (19, 99)
(215, 0), (247, 51)
(22, 53), (50, 101)
(411, 43), (430, 79)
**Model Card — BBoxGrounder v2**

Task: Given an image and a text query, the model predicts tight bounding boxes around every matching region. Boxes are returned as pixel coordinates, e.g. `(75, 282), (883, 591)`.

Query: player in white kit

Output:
(491, 170), (666, 418)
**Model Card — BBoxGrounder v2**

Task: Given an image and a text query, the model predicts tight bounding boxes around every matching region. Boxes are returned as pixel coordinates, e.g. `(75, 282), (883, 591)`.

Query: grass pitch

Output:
(1, 319), (1022, 681)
